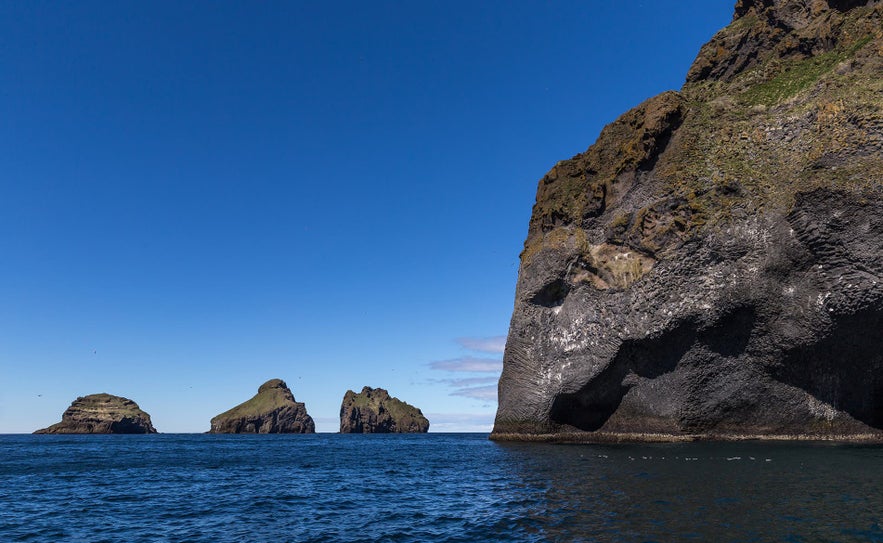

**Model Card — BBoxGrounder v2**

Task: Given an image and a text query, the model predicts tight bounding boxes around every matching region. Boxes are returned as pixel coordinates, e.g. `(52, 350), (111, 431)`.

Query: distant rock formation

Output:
(209, 379), (315, 434)
(493, 0), (883, 442)
(340, 386), (429, 433)
(34, 393), (157, 434)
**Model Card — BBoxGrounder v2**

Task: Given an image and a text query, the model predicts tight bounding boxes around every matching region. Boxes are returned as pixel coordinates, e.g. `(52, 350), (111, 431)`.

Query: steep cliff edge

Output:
(210, 379), (315, 434)
(493, 0), (883, 442)
(340, 387), (429, 433)
(35, 393), (158, 434)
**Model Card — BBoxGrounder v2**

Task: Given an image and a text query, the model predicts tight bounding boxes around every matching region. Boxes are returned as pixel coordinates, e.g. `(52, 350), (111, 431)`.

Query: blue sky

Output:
(0, 1), (732, 433)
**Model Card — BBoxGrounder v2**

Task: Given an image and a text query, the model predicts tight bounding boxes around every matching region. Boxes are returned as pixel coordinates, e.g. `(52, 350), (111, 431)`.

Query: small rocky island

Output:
(34, 393), (158, 434)
(340, 386), (429, 433)
(209, 378), (315, 434)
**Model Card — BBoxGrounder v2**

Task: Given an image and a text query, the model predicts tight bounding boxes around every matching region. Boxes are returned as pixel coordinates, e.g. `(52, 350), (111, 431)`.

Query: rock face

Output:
(340, 387), (430, 433)
(493, 0), (883, 441)
(35, 393), (157, 434)
(209, 379), (315, 434)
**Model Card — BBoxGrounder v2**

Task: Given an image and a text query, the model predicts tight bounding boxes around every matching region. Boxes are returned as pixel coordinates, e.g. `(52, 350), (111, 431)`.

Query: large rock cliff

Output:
(35, 393), (158, 434)
(209, 379), (315, 434)
(493, 0), (883, 441)
(340, 386), (430, 433)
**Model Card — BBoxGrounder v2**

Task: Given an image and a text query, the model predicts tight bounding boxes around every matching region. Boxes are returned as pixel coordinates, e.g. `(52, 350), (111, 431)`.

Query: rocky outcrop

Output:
(209, 379), (315, 434)
(688, 0), (882, 83)
(34, 393), (157, 434)
(493, 0), (883, 442)
(340, 387), (429, 433)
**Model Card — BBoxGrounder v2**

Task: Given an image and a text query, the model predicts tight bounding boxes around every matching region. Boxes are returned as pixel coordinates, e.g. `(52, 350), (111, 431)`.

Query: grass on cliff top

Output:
(520, 11), (881, 264)
(665, 26), (881, 225)
(346, 389), (426, 420)
(741, 35), (874, 107)
(213, 387), (292, 420)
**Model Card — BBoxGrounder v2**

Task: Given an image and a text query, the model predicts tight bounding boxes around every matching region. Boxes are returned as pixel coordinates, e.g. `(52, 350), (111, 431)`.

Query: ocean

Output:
(2, 433), (881, 542)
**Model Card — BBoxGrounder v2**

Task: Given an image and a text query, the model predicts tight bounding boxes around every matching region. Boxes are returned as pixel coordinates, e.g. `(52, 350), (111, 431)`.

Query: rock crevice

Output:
(340, 387), (429, 433)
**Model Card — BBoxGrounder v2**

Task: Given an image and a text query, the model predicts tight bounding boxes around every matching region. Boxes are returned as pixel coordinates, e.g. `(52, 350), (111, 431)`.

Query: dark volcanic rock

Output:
(340, 387), (429, 433)
(492, 0), (883, 442)
(209, 379), (315, 434)
(35, 393), (157, 434)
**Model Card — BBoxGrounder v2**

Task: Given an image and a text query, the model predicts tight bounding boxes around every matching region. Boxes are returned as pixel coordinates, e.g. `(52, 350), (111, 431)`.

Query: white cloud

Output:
(429, 356), (503, 373)
(426, 412), (495, 432)
(456, 336), (507, 354)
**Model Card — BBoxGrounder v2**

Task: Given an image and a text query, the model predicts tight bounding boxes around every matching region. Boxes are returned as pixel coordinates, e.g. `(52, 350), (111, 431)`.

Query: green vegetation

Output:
(520, 227), (586, 267)
(526, 92), (685, 245)
(741, 35), (873, 106)
(213, 384), (292, 420)
(742, 54), (838, 106)
(345, 387), (424, 421)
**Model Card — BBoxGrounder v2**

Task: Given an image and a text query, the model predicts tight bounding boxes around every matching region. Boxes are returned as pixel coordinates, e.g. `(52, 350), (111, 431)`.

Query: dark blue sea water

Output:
(2, 434), (882, 542)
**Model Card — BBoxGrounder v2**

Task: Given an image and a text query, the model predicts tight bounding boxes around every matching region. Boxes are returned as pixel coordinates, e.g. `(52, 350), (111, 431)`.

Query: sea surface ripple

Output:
(1, 434), (882, 542)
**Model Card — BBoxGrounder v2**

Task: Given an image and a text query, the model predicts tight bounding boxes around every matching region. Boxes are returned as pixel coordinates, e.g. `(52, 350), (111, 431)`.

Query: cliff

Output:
(209, 379), (315, 434)
(340, 386), (430, 433)
(35, 393), (158, 434)
(493, 0), (883, 442)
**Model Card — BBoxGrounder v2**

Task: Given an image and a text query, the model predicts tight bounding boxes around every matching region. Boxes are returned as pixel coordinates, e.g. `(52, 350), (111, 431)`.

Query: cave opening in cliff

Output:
(773, 307), (883, 429)
(550, 319), (698, 432)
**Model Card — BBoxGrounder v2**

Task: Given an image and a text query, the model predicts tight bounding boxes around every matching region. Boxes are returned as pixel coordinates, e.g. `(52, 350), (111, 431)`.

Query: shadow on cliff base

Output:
(550, 307), (757, 432)
(773, 307), (883, 429)
(549, 305), (883, 433)
(548, 312), (716, 432)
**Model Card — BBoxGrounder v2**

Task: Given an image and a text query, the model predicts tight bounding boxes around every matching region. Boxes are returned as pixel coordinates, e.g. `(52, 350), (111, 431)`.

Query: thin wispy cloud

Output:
(424, 373), (500, 388)
(456, 336), (507, 354)
(429, 356), (503, 373)
(430, 337), (504, 403)
(450, 385), (497, 401)
(432, 376), (499, 388)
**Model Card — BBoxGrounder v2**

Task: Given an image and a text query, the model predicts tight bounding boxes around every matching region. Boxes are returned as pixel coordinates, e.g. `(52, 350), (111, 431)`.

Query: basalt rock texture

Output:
(209, 379), (315, 434)
(340, 387), (429, 433)
(35, 393), (157, 434)
(492, 0), (883, 442)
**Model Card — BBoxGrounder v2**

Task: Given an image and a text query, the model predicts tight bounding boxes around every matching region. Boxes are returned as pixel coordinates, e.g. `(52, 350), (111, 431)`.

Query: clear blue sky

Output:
(0, 1), (732, 433)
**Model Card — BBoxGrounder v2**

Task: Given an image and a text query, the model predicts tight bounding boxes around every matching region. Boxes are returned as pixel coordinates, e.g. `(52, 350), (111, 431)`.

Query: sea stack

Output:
(340, 386), (429, 433)
(492, 0), (883, 442)
(209, 379), (315, 434)
(34, 393), (158, 434)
